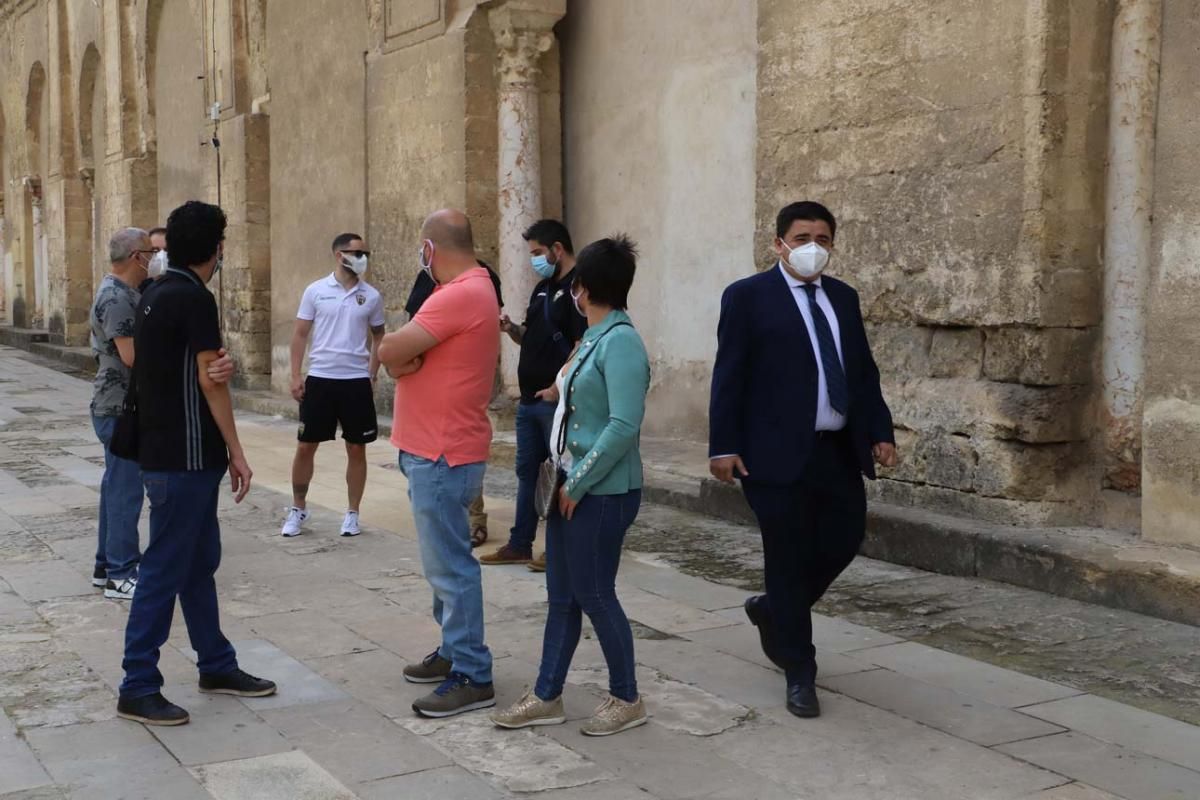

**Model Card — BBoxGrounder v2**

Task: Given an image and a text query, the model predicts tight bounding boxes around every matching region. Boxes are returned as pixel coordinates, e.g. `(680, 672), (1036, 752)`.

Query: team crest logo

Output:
(356, 294), (366, 305)
(298, 423), (305, 437)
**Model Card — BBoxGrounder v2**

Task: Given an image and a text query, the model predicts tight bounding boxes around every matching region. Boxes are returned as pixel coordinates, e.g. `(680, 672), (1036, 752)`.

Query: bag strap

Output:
(542, 285), (573, 358)
(555, 321), (631, 457)
(120, 368), (139, 415)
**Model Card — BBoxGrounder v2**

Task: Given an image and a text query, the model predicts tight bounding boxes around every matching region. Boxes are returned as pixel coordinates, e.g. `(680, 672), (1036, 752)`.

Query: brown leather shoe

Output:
(479, 544), (533, 565)
(527, 553), (547, 573)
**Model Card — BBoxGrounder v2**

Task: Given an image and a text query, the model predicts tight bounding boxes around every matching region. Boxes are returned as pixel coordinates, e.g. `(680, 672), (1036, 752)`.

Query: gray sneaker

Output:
(412, 672), (496, 718)
(580, 695), (647, 736)
(403, 650), (453, 684)
(490, 689), (566, 729)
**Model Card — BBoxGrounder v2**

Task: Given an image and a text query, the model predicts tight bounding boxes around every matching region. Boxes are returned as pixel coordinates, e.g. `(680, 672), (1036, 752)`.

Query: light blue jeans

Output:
(399, 452), (492, 684)
(91, 412), (143, 581)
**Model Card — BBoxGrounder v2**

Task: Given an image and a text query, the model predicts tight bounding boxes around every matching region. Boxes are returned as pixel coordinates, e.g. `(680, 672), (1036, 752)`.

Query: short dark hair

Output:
(165, 201), (227, 268)
(148, 227), (167, 239)
(775, 201), (837, 240)
(572, 234), (637, 310)
(331, 232), (362, 252)
(522, 219), (574, 255)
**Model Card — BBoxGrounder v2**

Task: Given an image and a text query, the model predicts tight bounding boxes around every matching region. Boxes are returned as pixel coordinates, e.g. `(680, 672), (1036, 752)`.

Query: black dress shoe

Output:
(787, 683), (821, 718)
(117, 692), (190, 726)
(199, 668), (277, 697)
(744, 595), (786, 669)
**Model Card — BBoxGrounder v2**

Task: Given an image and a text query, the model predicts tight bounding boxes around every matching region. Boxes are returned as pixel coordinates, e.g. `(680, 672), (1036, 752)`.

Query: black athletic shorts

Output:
(298, 376), (378, 444)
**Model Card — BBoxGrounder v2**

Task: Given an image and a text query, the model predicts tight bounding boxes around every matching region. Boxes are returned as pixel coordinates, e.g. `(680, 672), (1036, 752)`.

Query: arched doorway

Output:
(20, 62), (48, 330)
(78, 44), (104, 301)
(150, 0), (210, 217)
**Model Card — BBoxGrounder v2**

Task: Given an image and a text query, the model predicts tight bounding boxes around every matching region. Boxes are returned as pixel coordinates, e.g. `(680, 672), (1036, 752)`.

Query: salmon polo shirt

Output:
(391, 267), (501, 466)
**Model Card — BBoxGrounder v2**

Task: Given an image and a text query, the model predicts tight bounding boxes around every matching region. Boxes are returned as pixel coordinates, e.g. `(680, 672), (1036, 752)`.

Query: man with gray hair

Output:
(89, 227), (156, 600)
(89, 227), (235, 600)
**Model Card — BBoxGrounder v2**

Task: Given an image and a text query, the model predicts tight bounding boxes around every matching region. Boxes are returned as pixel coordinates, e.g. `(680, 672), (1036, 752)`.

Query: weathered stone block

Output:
(972, 439), (1090, 501)
(929, 328), (983, 379)
(916, 432), (977, 491)
(983, 327), (1095, 386)
(1142, 398), (1200, 547)
(867, 323), (931, 379)
(889, 378), (1089, 443)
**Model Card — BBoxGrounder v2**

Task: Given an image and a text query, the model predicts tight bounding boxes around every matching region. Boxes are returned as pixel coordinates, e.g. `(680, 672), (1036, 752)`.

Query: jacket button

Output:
(570, 405), (576, 412)
(572, 441), (579, 448)
(573, 423), (579, 430)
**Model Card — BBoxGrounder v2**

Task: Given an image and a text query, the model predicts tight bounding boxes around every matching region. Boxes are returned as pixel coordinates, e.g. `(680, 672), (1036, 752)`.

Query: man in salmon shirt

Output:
(379, 209), (501, 718)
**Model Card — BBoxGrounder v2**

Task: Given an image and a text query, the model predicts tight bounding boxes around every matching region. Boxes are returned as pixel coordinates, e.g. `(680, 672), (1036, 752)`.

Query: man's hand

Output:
(873, 442), (899, 468)
(710, 455), (749, 484)
(229, 451), (253, 503)
(558, 486), (579, 520)
(500, 315), (515, 333)
(290, 375), (305, 402)
(208, 348), (236, 384)
(388, 355), (423, 379)
(535, 383), (560, 403)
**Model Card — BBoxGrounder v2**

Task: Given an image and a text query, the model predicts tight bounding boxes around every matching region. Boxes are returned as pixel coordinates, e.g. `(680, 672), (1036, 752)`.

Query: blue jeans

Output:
(509, 401), (556, 552)
(120, 468), (237, 699)
(91, 413), (143, 580)
(399, 452), (492, 684)
(535, 489), (641, 703)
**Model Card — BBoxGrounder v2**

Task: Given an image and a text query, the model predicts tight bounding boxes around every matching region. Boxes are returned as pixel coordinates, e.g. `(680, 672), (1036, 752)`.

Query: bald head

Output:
(421, 209), (475, 254)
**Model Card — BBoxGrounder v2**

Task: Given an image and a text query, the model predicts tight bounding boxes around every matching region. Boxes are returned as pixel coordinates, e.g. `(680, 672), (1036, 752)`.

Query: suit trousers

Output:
(741, 431), (866, 685)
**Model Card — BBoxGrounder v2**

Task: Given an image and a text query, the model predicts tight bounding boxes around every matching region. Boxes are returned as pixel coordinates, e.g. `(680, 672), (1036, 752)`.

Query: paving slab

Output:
(748, 693), (1064, 799)
(309, 647), (423, 719)
(998, 732), (1200, 800)
(25, 720), (211, 800)
(191, 750), (355, 800)
(356, 765), (506, 800)
(854, 640), (1084, 708)
(148, 685), (291, 766)
(618, 556), (749, 611)
(260, 699), (452, 784)
(1022, 784), (1125, 800)
(179, 639), (349, 711)
(681, 620), (875, 679)
(0, 710), (52, 795)
(617, 586), (738, 635)
(821, 667), (1066, 747)
(1021, 693), (1200, 773)
(397, 711), (610, 793)
(0, 560), (94, 603)
(244, 608), (378, 659)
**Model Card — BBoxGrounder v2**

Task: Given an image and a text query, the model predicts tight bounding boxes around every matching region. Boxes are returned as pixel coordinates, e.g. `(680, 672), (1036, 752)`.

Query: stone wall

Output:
(1143, 0), (1200, 547)
(756, 0), (1112, 526)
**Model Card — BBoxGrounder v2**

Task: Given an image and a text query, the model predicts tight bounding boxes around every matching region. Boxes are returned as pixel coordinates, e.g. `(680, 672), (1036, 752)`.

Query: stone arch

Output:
(19, 62), (49, 329)
(149, 0), (211, 215)
(78, 43), (105, 295)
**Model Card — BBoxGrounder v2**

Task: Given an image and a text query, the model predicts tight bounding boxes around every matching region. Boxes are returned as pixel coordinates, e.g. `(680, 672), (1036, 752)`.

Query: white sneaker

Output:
(281, 506), (309, 537)
(340, 510), (361, 537)
(105, 576), (137, 600)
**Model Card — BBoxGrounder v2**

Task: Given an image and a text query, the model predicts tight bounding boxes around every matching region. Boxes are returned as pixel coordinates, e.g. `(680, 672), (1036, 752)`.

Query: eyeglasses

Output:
(134, 249), (161, 256)
(339, 249), (371, 258)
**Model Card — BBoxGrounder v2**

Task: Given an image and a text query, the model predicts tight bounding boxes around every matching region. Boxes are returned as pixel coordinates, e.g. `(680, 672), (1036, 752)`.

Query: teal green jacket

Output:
(561, 311), (651, 502)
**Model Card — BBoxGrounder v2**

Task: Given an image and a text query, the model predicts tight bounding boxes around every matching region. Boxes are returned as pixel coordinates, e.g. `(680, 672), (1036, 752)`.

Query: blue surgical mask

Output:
(530, 254), (556, 279)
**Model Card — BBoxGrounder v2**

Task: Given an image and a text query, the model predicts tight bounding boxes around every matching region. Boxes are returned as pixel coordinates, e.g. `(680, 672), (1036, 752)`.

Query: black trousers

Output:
(741, 431), (866, 685)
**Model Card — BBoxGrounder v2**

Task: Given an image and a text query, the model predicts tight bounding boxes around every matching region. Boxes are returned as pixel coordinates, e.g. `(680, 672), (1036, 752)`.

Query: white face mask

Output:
(418, 240), (435, 284)
(781, 240), (830, 279)
(343, 254), (368, 275)
(147, 250), (167, 279)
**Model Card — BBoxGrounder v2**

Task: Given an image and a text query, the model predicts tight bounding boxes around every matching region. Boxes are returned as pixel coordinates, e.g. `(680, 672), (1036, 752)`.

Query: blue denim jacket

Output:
(560, 310), (650, 501)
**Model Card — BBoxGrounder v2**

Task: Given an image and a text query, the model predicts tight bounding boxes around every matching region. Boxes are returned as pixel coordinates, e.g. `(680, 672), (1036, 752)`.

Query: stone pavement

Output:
(0, 343), (1197, 800)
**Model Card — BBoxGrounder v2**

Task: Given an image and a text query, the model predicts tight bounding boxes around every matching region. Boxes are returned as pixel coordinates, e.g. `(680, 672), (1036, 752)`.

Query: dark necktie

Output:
(802, 283), (849, 415)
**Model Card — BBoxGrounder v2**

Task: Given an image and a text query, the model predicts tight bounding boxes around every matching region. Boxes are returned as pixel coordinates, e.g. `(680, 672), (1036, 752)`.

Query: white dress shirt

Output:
(780, 264), (847, 432)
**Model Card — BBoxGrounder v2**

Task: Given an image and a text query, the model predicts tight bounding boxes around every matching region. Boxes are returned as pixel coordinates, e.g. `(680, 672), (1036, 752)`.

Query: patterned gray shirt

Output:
(90, 274), (140, 417)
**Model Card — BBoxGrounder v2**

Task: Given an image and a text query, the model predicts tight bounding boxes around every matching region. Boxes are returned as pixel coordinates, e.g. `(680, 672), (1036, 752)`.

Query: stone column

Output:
(489, 1), (565, 393)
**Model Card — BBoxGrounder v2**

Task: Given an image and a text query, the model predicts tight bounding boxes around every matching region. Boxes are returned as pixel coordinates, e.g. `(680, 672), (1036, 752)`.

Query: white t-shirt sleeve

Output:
(297, 284), (316, 321)
(368, 292), (385, 328)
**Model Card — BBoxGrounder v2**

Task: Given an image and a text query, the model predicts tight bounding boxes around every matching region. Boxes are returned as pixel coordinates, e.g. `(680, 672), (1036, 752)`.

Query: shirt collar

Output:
(777, 262), (823, 291)
(581, 309), (632, 341)
(164, 266), (203, 287)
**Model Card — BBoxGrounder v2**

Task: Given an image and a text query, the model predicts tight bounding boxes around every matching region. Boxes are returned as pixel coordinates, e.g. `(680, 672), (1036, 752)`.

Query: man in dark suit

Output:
(709, 201), (897, 718)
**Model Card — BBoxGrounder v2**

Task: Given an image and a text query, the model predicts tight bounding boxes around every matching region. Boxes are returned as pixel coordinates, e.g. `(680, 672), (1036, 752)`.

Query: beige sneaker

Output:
(490, 689), (566, 729)
(580, 695), (647, 737)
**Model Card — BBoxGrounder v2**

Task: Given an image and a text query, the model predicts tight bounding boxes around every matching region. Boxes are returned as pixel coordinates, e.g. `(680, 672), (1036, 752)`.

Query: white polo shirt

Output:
(297, 274), (386, 380)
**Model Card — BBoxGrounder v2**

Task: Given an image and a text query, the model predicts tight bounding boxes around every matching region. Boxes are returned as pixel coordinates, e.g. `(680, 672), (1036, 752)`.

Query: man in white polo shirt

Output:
(283, 232), (386, 537)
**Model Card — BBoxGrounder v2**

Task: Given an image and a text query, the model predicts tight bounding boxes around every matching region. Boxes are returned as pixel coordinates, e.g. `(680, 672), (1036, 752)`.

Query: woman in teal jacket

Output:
(491, 235), (651, 737)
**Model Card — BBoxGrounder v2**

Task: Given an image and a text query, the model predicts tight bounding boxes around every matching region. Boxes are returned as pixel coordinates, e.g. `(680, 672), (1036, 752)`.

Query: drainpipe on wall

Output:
(1102, 0), (1162, 493)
